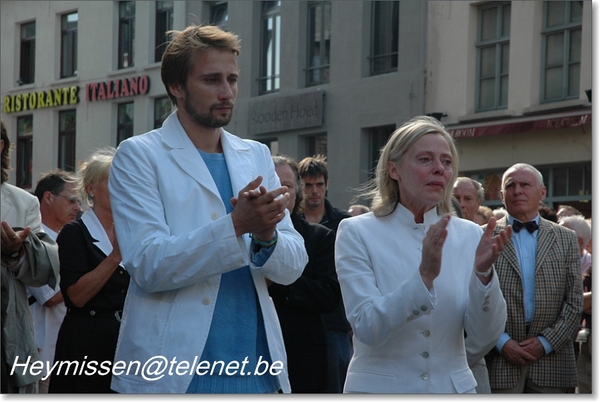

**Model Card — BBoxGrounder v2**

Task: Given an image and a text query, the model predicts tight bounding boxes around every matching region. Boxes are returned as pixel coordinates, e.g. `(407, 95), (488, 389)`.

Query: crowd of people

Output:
(1, 24), (592, 394)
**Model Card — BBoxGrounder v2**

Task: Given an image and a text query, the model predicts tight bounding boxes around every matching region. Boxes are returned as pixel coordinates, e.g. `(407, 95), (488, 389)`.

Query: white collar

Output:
(394, 202), (440, 227)
(41, 223), (59, 241)
(81, 209), (123, 267)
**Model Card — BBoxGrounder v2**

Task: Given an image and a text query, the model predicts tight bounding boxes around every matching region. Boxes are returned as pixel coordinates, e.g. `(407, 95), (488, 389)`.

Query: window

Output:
(16, 116), (33, 188)
(19, 22), (36, 85)
(552, 164), (591, 197)
(306, 134), (327, 158)
(58, 110), (76, 172)
(118, 1), (135, 69)
(60, 12), (78, 78)
(210, 2), (228, 29)
(476, 2), (510, 112)
(368, 125), (395, 178)
(307, 1), (331, 86)
(541, 1), (582, 102)
(155, 1), (173, 63)
(259, 1), (281, 94)
(370, 1), (399, 76)
(117, 102), (134, 144)
(154, 97), (172, 128)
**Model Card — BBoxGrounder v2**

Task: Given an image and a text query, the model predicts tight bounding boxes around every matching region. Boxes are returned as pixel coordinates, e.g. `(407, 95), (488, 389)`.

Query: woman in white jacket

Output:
(335, 116), (510, 393)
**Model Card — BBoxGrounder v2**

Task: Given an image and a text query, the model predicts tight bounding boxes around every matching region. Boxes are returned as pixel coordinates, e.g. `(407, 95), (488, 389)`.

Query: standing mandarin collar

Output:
(393, 202), (441, 228)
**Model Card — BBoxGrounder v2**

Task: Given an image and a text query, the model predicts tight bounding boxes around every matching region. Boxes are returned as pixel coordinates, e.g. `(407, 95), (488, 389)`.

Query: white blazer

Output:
(108, 112), (307, 393)
(1, 182), (41, 232)
(335, 204), (506, 393)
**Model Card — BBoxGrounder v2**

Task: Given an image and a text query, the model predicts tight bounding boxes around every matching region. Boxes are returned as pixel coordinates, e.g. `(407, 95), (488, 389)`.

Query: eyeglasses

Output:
(52, 193), (81, 206)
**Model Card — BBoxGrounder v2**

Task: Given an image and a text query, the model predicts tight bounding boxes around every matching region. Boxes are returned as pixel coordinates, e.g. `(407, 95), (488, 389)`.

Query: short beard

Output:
(183, 91), (233, 129)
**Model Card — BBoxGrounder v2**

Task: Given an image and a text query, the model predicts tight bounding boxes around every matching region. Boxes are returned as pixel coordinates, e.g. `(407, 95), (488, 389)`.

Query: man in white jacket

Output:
(108, 25), (307, 393)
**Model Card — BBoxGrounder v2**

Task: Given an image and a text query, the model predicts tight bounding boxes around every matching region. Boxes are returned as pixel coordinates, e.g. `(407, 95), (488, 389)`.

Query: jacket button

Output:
(202, 298), (211, 305)
(89, 310), (96, 316)
(421, 373), (429, 380)
(421, 351), (429, 358)
(422, 330), (431, 337)
(211, 212), (218, 220)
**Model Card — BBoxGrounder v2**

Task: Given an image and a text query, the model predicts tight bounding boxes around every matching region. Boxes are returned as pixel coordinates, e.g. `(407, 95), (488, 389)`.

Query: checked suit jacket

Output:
(485, 216), (583, 389)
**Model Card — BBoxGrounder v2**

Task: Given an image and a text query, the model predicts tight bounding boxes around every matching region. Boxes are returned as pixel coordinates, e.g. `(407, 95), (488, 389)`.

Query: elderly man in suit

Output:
(486, 163), (583, 393)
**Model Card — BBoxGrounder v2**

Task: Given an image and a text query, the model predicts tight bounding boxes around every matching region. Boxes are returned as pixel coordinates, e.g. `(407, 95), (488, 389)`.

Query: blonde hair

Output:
(360, 116), (458, 217)
(77, 148), (116, 208)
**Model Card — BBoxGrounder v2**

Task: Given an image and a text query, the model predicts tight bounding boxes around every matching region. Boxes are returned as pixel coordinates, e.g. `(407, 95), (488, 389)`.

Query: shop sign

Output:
(86, 75), (150, 101)
(3, 86), (79, 113)
(449, 112), (591, 139)
(248, 90), (324, 135)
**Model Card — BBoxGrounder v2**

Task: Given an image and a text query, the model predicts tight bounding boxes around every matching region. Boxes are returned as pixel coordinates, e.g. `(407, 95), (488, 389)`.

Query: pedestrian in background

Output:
(49, 148), (129, 393)
(27, 170), (79, 392)
(270, 155), (340, 392)
(1, 120), (59, 393)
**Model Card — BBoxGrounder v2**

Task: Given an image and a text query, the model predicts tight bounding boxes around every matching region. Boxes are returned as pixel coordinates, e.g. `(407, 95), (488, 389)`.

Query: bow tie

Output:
(512, 220), (539, 234)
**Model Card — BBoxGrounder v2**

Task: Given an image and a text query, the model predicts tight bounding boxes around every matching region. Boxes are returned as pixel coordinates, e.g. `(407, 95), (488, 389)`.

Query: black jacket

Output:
(268, 214), (340, 392)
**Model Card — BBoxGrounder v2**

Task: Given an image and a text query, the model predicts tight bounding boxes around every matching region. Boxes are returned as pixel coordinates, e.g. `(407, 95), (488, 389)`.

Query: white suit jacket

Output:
(108, 112), (307, 393)
(335, 204), (506, 393)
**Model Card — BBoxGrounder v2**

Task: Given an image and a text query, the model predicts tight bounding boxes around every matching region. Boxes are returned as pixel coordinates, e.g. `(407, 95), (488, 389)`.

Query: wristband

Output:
(475, 266), (493, 277)
(250, 232), (278, 249)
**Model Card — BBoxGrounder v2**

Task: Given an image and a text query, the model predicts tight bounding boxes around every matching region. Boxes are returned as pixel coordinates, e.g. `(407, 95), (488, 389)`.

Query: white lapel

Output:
(81, 209), (123, 268)
(1, 183), (14, 221)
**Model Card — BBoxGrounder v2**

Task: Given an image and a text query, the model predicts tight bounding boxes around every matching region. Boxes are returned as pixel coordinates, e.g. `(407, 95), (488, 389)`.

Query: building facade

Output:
(427, 1), (592, 215)
(0, 1), (592, 214)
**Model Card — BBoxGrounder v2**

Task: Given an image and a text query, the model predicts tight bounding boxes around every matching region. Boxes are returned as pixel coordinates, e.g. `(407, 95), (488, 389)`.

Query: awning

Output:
(448, 110), (592, 139)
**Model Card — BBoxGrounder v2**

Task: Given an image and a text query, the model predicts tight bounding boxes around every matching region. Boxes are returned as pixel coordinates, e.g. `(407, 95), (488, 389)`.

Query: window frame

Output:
(540, 0), (582, 103)
(475, 2), (511, 112)
(118, 1), (136, 69)
(259, 1), (281, 95)
(117, 102), (134, 145)
(210, 1), (229, 29)
(19, 21), (36, 85)
(60, 12), (78, 79)
(58, 110), (77, 172)
(306, 1), (331, 86)
(368, 125), (395, 179)
(154, 97), (172, 129)
(154, 1), (173, 63)
(16, 116), (34, 188)
(370, 1), (399, 76)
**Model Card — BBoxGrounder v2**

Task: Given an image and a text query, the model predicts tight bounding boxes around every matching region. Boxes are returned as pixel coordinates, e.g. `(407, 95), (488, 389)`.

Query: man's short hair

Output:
(298, 155), (328, 182)
(560, 215), (591, 249)
(454, 177), (484, 200)
(34, 170), (78, 203)
(161, 25), (241, 105)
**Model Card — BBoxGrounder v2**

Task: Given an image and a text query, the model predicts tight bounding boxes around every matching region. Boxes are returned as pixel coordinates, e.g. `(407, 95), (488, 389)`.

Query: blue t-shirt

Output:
(186, 150), (278, 394)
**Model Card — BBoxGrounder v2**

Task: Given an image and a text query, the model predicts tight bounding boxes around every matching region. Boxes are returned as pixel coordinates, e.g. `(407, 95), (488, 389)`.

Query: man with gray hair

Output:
(486, 163), (583, 393)
(27, 170), (79, 393)
(452, 177), (484, 222)
(558, 215), (591, 274)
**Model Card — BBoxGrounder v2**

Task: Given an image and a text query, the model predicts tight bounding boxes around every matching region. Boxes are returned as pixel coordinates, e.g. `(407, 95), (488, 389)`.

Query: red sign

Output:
(449, 112), (591, 139)
(86, 75), (150, 102)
